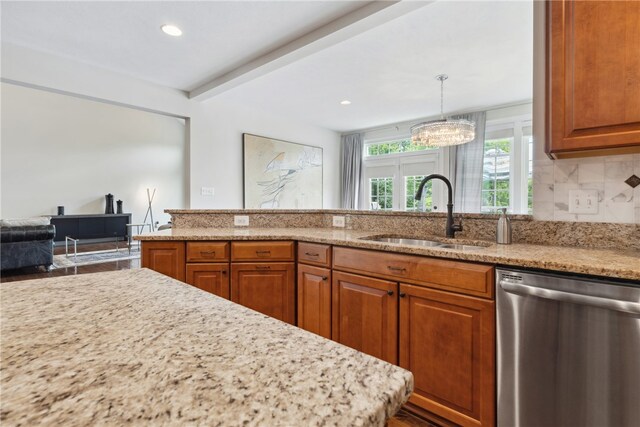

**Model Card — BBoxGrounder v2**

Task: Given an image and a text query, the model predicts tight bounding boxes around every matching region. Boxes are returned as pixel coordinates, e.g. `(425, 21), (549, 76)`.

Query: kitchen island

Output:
(0, 268), (413, 426)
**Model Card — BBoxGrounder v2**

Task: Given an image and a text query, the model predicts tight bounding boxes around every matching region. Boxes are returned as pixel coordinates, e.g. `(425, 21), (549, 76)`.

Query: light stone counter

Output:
(0, 269), (413, 426)
(135, 228), (640, 281)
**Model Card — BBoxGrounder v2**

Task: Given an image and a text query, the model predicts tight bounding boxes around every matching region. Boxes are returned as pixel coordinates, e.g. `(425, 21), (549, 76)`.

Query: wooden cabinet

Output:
(298, 242), (331, 267)
(141, 241), (185, 281)
(231, 241), (295, 262)
(399, 284), (495, 427)
(333, 246), (494, 299)
(546, 0), (640, 157)
(332, 271), (398, 364)
(231, 262), (296, 324)
(186, 263), (230, 299)
(186, 242), (229, 262)
(297, 264), (331, 339)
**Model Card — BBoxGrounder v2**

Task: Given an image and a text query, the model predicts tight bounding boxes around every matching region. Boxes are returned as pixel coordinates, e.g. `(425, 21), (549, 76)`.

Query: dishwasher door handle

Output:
(499, 279), (640, 315)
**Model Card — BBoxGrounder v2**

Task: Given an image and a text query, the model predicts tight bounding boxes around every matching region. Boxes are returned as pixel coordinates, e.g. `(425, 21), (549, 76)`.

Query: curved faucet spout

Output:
(415, 174), (453, 203)
(414, 174), (462, 238)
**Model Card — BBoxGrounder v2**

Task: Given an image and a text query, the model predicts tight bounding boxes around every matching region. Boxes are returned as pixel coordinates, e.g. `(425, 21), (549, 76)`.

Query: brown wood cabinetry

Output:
(186, 263), (230, 299)
(297, 264), (331, 339)
(332, 271), (398, 364)
(298, 242), (331, 267)
(186, 242), (229, 262)
(546, 0), (640, 157)
(141, 241), (185, 281)
(399, 284), (495, 427)
(231, 262), (296, 324)
(333, 246), (494, 299)
(231, 241), (295, 262)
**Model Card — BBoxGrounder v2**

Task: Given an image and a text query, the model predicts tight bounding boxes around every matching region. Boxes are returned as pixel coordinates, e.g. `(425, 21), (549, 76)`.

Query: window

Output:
(481, 118), (532, 214)
(363, 141), (444, 211)
(405, 175), (432, 212)
(482, 134), (512, 212)
(369, 177), (394, 210)
(366, 138), (437, 157)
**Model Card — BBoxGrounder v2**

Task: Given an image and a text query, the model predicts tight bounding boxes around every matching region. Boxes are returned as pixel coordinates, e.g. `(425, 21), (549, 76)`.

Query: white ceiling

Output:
(1, 1), (533, 132)
(0, 1), (366, 90)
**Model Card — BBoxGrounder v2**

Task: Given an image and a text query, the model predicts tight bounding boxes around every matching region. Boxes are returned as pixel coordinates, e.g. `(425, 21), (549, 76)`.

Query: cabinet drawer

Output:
(333, 246), (494, 299)
(298, 242), (331, 267)
(231, 241), (295, 262)
(186, 242), (230, 262)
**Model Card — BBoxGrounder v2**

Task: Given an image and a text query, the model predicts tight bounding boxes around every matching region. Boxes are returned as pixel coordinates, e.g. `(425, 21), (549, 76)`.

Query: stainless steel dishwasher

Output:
(496, 268), (640, 427)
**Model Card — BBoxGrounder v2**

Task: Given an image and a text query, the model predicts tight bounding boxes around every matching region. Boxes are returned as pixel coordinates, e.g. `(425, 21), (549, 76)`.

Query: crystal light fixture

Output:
(410, 74), (475, 148)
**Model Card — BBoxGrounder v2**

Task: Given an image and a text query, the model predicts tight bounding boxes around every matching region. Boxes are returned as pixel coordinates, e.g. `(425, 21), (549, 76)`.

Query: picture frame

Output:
(242, 133), (323, 209)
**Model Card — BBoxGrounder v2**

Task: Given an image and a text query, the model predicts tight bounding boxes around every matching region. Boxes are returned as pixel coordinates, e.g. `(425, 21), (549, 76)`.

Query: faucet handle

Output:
(453, 215), (463, 232)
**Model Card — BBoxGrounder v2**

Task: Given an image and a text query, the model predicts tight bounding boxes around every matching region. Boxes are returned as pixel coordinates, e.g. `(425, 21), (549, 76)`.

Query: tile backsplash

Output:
(533, 153), (640, 223)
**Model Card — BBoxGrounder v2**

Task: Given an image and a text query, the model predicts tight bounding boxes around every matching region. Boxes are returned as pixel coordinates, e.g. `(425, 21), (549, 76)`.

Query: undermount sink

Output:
(366, 237), (444, 247)
(360, 235), (489, 250)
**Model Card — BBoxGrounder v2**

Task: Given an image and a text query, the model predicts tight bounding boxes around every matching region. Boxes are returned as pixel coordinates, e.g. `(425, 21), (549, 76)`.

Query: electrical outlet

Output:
(332, 216), (345, 227)
(234, 215), (250, 226)
(201, 187), (214, 197)
(569, 189), (599, 214)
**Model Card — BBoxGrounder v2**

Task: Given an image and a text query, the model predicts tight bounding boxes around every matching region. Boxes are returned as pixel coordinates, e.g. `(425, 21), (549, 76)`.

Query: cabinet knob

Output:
(387, 290), (394, 296)
(322, 276), (328, 281)
(222, 270), (227, 274)
(399, 292), (406, 298)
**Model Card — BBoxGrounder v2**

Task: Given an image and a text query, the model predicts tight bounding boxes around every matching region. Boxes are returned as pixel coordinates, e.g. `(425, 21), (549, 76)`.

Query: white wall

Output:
(1, 44), (342, 211)
(0, 82), (187, 225)
(189, 98), (341, 209)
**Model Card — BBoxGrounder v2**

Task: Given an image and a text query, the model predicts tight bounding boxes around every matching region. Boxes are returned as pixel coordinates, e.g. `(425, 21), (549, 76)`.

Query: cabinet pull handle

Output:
(387, 266), (406, 273)
(256, 266), (271, 270)
(305, 252), (319, 257)
(322, 276), (328, 281)
(256, 250), (271, 257)
(399, 292), (406, 298)
(200, 251), (215, 257)
(222, 270), (227, 274)
(387, 290), (394, 296)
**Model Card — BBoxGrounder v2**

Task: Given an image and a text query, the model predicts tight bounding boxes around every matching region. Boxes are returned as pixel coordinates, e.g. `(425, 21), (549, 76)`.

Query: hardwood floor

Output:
(0, 241), (140, 283)
(1, 242), (435, 426)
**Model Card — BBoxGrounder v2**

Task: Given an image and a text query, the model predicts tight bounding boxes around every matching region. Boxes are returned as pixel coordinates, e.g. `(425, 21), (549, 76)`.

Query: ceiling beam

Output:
(189, 1), (431, 101)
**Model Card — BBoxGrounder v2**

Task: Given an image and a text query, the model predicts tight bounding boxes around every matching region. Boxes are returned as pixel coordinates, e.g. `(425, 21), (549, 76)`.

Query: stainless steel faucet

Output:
(415, 174), (463, 238)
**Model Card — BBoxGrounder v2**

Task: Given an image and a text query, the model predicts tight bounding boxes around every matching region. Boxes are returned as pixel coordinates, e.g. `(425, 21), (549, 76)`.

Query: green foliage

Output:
(366, 139), (437, 157)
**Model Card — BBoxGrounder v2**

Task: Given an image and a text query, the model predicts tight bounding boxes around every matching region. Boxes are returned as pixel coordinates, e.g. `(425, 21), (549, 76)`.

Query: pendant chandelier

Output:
(410, 74), (476, 148)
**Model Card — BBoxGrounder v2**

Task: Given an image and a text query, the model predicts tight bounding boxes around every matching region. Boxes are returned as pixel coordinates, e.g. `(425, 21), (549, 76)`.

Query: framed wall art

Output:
(243, 133), (323, 209)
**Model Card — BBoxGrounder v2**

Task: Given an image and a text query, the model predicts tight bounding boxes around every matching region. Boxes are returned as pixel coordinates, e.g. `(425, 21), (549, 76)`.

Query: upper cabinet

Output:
(546, 0), (640, 158)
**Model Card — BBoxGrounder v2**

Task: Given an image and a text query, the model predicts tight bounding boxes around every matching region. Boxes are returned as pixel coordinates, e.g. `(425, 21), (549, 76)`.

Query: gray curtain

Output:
(340, 133), (363, 209)
(448, 111), (486, 213)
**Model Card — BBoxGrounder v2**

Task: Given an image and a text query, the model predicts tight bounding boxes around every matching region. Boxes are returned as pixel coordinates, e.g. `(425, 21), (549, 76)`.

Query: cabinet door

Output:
(141, 241), (185, 281)
(547, 0), (640, 157)
(297, 264), (331, 339)
(332, 271), (398, 364)
(186, 263), (230, 299)
(231, 263), (295, 324)
(400, 283), (495, 427)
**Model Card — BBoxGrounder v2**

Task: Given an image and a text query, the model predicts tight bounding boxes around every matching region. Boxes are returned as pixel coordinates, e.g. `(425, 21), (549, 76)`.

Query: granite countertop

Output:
(135, 228), (640, 281)
(1, 269), (413, 426)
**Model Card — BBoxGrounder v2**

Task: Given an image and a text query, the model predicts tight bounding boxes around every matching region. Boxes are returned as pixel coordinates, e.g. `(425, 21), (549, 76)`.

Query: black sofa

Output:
(0, 225), (56, 271)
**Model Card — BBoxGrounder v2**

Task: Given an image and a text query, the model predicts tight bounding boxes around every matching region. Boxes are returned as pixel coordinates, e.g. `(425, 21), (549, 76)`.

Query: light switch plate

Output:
(569, 189), (599, 214)
(234, 215), (250, 226)
(332, 216), (345, 227)
(201, 187), (214, 197)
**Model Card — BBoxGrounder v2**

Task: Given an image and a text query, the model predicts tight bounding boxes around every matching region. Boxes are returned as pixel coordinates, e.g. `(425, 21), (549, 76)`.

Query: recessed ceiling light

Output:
(161, 24), (182, 37)
(340, 100), (351, 105)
